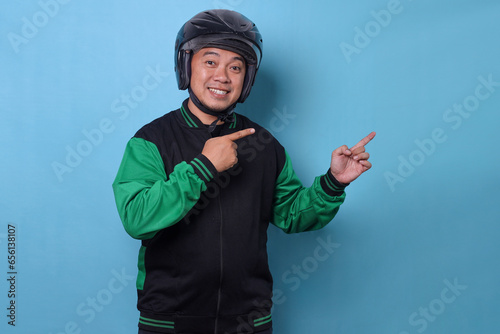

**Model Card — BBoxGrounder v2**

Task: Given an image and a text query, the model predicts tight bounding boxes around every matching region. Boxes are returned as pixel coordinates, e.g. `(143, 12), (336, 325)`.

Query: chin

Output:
(205, 100), (236, 112)
(210, 105), (231, 112)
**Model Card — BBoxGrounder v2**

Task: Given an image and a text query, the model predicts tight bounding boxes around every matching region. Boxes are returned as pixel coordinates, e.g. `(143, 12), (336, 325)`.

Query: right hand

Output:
(202, 128), (256, 172)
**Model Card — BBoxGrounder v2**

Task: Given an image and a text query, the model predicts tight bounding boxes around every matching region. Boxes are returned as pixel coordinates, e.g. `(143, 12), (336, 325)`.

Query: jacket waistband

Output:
(139, 311), (272, 333)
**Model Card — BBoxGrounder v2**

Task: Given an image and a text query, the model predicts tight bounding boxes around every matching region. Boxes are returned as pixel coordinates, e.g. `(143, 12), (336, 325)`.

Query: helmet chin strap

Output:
(188, 87), (236, 133)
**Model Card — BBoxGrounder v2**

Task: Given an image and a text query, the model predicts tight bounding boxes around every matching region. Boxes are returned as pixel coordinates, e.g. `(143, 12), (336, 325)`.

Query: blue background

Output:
(1, 0), (499, 333)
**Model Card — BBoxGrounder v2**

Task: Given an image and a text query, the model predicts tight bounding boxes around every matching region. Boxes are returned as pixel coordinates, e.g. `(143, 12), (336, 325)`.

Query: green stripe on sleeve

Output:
(193, 158), (213, 180)
(324, 172), (341, 192)
(191, 159), (210, 182)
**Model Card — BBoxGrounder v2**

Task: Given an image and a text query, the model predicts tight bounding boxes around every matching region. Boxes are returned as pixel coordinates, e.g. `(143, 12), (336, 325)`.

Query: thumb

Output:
(224, 128), (256, 141)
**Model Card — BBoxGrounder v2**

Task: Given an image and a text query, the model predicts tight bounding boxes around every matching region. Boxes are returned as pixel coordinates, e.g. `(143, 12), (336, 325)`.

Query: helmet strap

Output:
(188, 87), (236, 133)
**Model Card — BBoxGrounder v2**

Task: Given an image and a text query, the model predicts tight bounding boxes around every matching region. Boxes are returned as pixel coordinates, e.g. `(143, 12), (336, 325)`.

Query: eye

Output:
(206, 60), (215, 66)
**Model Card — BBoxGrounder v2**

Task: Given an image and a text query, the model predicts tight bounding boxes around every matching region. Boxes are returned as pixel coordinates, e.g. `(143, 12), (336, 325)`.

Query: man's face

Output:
(189, 47), (246, 111)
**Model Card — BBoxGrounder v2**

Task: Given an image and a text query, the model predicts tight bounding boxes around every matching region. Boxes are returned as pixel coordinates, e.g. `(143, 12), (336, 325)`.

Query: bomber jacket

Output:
(112, 99), (347, 334)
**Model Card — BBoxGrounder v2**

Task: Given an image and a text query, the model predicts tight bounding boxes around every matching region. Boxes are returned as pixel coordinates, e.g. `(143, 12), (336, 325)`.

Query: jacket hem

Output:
(138, 311), (272, 334)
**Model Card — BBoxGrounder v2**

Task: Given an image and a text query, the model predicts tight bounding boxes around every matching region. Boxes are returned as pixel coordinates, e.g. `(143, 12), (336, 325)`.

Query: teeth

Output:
(209, 88), (228, 95)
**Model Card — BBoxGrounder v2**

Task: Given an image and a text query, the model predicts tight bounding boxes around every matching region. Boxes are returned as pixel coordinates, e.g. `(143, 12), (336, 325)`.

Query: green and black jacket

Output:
(112, 100), (347, 334)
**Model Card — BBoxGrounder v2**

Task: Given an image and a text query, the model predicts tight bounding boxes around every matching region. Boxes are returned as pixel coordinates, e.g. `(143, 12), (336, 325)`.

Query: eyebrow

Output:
(202, 51), (245, 64)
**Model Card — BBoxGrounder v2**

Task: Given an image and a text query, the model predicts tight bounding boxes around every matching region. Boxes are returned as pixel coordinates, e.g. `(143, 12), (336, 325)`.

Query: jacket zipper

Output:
(210, 125), (227, 334)
(214, 196), (224, 334)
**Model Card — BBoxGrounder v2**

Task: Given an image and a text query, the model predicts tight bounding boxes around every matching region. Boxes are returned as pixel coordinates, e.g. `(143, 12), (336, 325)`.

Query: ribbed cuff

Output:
(189, 154), (218, 184)
(321, 169), (349, 196)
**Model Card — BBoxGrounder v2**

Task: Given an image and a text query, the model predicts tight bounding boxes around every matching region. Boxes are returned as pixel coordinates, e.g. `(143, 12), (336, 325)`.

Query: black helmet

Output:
(175, 9), (263, 103)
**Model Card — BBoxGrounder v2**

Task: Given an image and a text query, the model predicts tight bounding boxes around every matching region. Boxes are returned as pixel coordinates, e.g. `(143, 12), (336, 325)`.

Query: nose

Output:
(213, 65), (230, 83)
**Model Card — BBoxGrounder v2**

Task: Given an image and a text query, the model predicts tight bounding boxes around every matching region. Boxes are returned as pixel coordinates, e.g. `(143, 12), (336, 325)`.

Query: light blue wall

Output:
(1, 0), (499, 333)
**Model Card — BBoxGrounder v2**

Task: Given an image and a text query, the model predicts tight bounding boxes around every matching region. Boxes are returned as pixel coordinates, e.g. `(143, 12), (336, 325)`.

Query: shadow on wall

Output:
(242, 65), (343, 332)
(237, 67), (280, 127)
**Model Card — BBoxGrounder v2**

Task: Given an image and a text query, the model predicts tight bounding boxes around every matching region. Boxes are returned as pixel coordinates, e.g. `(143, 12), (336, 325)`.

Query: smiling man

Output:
(113, 9), (375, 334)
(189, 48), (245, 113)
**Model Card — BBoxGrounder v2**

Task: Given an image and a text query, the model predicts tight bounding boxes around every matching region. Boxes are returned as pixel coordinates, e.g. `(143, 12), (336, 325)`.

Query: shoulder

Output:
(134, 109), (178, 141)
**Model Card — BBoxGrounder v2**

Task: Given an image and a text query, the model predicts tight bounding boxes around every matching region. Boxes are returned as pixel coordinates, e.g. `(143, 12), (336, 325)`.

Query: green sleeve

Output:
(112, 137), (216, 240)
(271, 151), (347, 234)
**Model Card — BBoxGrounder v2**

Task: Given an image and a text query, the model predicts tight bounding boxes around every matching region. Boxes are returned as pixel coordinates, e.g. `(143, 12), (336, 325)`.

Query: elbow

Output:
(119, 206), (149, 240)
(121, 213), (155, 240)
(122, 222), (144, 240)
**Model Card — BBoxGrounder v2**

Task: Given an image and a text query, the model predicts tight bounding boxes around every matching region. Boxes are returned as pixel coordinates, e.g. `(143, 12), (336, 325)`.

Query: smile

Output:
(208, 88), (229, 95)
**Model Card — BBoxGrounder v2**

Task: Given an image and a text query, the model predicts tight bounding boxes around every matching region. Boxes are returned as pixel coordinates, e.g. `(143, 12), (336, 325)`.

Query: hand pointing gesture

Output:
(202, 128), (256, 172)
(330, 132), (376, 184)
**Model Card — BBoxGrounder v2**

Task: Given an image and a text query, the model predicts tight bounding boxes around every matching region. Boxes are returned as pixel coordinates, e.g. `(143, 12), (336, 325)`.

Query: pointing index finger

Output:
(224, 128), (256, 141)
(351, 131), (376, 150)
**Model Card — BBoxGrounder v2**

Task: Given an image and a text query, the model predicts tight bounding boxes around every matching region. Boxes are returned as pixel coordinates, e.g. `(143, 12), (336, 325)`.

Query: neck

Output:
(187, 98), (224, 125)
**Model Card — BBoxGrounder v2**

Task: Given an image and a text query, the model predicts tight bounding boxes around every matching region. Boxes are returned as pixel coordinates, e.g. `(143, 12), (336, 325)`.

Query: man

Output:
(113, 9), (375, 334)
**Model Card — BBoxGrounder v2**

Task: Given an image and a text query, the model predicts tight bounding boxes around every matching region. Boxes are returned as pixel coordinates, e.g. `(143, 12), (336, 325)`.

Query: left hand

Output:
(330, 132), (376, 184)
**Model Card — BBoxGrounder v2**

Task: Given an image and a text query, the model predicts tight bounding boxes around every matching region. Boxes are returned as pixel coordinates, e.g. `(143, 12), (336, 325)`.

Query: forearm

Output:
(112, 138), (216, 239)
(272, 152), (347, 234)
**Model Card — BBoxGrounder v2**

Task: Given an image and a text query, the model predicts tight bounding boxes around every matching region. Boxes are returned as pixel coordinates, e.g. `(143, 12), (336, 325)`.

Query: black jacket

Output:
(113, 100), (346, 333)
